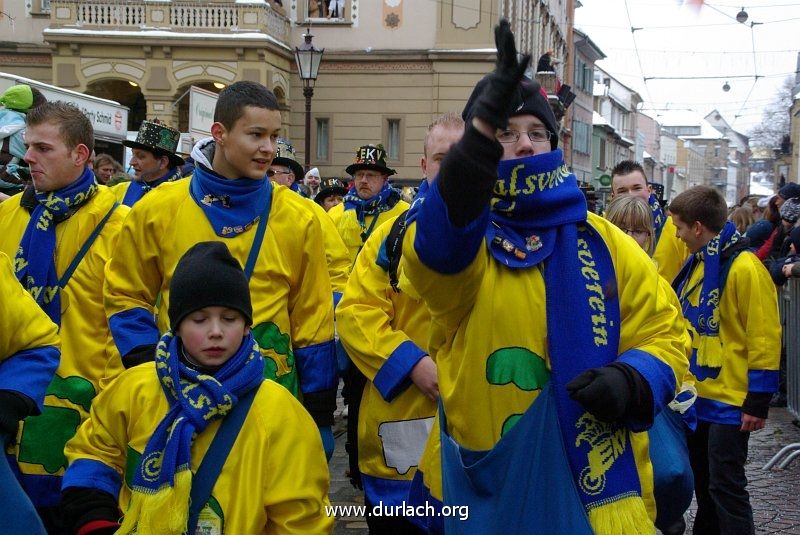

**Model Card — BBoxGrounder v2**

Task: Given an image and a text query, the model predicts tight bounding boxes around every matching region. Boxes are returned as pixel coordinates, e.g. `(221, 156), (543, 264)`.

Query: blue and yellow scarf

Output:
(673, 221), (743, 369)
(14, 168), (98, 324)
(120, 167), (181, 207)
(494, 150), (650, 530)
(189, 163), (272, 237)
(649, 193), (666, 245)
(118, 330), (264, 535)
(343, 182), (401, 240)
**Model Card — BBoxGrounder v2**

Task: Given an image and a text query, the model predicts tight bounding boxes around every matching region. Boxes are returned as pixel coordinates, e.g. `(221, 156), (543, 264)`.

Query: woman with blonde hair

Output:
(729, 205), (755, 234)
(605, 194), (656, 256)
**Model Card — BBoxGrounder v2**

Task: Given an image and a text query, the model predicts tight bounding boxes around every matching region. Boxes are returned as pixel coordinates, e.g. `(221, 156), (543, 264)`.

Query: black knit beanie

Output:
(462, 75), (560, 150)
(168, 241), (253, 329)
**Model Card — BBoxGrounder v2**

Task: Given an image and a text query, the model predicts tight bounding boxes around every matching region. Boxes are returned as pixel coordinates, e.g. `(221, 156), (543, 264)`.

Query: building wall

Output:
(0, 0), (51, 80)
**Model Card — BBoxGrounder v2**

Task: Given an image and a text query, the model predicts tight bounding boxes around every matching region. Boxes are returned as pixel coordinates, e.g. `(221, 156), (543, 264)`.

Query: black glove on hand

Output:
(0, 390), (35, 435)
(471, 19), (532, 131)
(566, 363), (652, 423)
(122, 343), (157, 369)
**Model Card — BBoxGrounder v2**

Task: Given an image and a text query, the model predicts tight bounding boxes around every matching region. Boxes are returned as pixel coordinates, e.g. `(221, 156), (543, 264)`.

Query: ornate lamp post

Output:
(294, 30), (324, 172)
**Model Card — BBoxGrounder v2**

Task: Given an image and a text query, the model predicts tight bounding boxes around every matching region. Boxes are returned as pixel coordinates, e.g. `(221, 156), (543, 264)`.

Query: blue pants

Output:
(0, 434), (46, 535)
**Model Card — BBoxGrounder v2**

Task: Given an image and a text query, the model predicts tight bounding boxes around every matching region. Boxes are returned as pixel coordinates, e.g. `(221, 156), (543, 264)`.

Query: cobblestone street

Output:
(327, 403), (800, 534)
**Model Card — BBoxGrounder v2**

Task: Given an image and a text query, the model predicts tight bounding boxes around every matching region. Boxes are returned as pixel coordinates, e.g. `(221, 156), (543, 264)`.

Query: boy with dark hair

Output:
(104, 81), (338, 458)
(0, 101), (128, 528)
(62, 242), (333, 535)
(671, 185), (780, 534)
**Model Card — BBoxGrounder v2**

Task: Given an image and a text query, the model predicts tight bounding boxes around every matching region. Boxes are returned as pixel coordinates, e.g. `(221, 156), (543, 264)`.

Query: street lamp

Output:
(736, 7), (748, 24)
(294, 30), (324, 172)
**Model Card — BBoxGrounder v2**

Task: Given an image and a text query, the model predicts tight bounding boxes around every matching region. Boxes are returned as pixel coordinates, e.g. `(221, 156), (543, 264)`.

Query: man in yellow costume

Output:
(337, 113), (464, 534)
(104, 81), (338, 459)
(400, 21), (689, 534)
(0, 101), (127, 530)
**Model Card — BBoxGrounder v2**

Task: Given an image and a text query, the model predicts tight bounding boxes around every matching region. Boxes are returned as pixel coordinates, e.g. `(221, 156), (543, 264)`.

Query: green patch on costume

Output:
(252, 322), (298, 397)
(486, 347), (550, 391)
(17, 376), (95, 474)
(125, 446), (142, 489)
(486, 348), (550, 437)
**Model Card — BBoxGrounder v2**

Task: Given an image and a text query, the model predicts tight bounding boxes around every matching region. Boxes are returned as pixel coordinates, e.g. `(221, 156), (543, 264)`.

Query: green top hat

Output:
(122, 120), (184, 167)
(272, 138), (304, 179)
(345, 144), (396, 177)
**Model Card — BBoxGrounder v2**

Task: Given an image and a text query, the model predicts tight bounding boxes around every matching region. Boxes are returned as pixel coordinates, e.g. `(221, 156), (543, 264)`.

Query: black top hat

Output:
(271, 138), (305, 180)
(122, 120), (185, 167)
(345, 144), (396, 177)
(315, 178), (349, 204)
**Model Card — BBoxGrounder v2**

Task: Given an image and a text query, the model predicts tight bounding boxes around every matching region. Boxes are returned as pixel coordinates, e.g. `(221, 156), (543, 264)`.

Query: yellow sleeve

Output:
(728, 253), (781, 375)
(103, 199), (164, 358)
(310, 201), (350, 297)
(400, 221), (486, 335)
(337, 219), (427, 390)
(653, 216), (690, 284)
(260, 383), (333, 535)
(595, 216), (690, 409)
(0, 251), (60, 364)
(110, 182), (130, 204)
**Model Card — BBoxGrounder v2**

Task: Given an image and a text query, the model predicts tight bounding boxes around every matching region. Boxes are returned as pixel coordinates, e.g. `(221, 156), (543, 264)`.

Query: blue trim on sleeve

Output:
(333, 292), (343, 310)
(108, 307), (159, 358)
(62, 458), (123, 499)
(0, 346), (60, 412)
(295, 340), (337, 394)
(617, 348), (677, 432)
(747, 369), (779, 393)
(412, 180), (489, 274)
(373, 340), (427, 402)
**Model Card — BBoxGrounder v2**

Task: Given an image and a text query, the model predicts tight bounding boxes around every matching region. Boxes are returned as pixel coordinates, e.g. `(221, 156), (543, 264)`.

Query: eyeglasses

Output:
(496, 129), (553, 144)
(267, 169), (292, 178)
(622, 228), (650, 239)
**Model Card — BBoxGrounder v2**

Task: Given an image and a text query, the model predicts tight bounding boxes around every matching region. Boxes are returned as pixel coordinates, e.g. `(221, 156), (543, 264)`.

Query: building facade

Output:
(570, 28), (604, 185)
(3, 0), (575, 180)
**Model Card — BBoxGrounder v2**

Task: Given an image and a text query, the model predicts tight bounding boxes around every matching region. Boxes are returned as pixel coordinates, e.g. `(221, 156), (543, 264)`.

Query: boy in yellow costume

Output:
(62, 242), (332, 535)
(0, 102), (127, 529)
(670, 186), (780, 535)
(401, 21), (689, 533)
(337, 113), (464, 533)
(104, 82), (338, 458)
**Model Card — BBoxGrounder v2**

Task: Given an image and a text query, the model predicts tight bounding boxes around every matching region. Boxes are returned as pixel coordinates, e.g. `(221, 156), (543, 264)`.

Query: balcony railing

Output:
(50, 0), (289, 42)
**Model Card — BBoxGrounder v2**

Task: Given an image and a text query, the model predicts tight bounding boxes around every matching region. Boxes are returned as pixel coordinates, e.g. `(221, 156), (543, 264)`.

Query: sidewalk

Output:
(327, 406), (800, 534)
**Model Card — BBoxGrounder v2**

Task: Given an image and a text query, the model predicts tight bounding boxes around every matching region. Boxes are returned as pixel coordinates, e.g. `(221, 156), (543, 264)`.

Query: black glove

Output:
(566, 363), (653, 423)
(122, 343), (157, 369)
(470, 19), (531, 131)
(0, 390), (36, 435)
(60, 487), (121, 535)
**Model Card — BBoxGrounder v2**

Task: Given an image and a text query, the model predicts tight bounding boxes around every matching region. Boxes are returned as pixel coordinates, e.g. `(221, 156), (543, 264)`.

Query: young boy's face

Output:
(211, 105), (283, 180)
(177, 306), (250, 368)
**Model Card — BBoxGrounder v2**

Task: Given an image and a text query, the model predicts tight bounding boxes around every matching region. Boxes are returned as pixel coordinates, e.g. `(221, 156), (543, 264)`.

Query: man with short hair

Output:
(113, 120), (184, 207)
(611, 159), (689, 282)
(670, 185), (780, 535)
(328, 144), (409, 268)
(337, 112), (464, 534)
(0, 101), (128, 528)
(104, 81), (338, 458)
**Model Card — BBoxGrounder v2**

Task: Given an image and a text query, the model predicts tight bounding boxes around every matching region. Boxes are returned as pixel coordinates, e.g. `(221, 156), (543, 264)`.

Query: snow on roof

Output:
(592, 84), (606, 97)
(43, 28), (291, 51)
(682, 120), (728, 140)
(643, 150), (652, 159)
(658, 109), (704, 127)
(592, 111), (610, 126)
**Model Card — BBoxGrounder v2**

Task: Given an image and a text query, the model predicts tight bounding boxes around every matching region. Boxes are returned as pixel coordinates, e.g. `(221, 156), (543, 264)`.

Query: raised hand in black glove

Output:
(566, 362), (653, 424)
(470, 19), (532, 131)
(0, 390), (36, 436)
